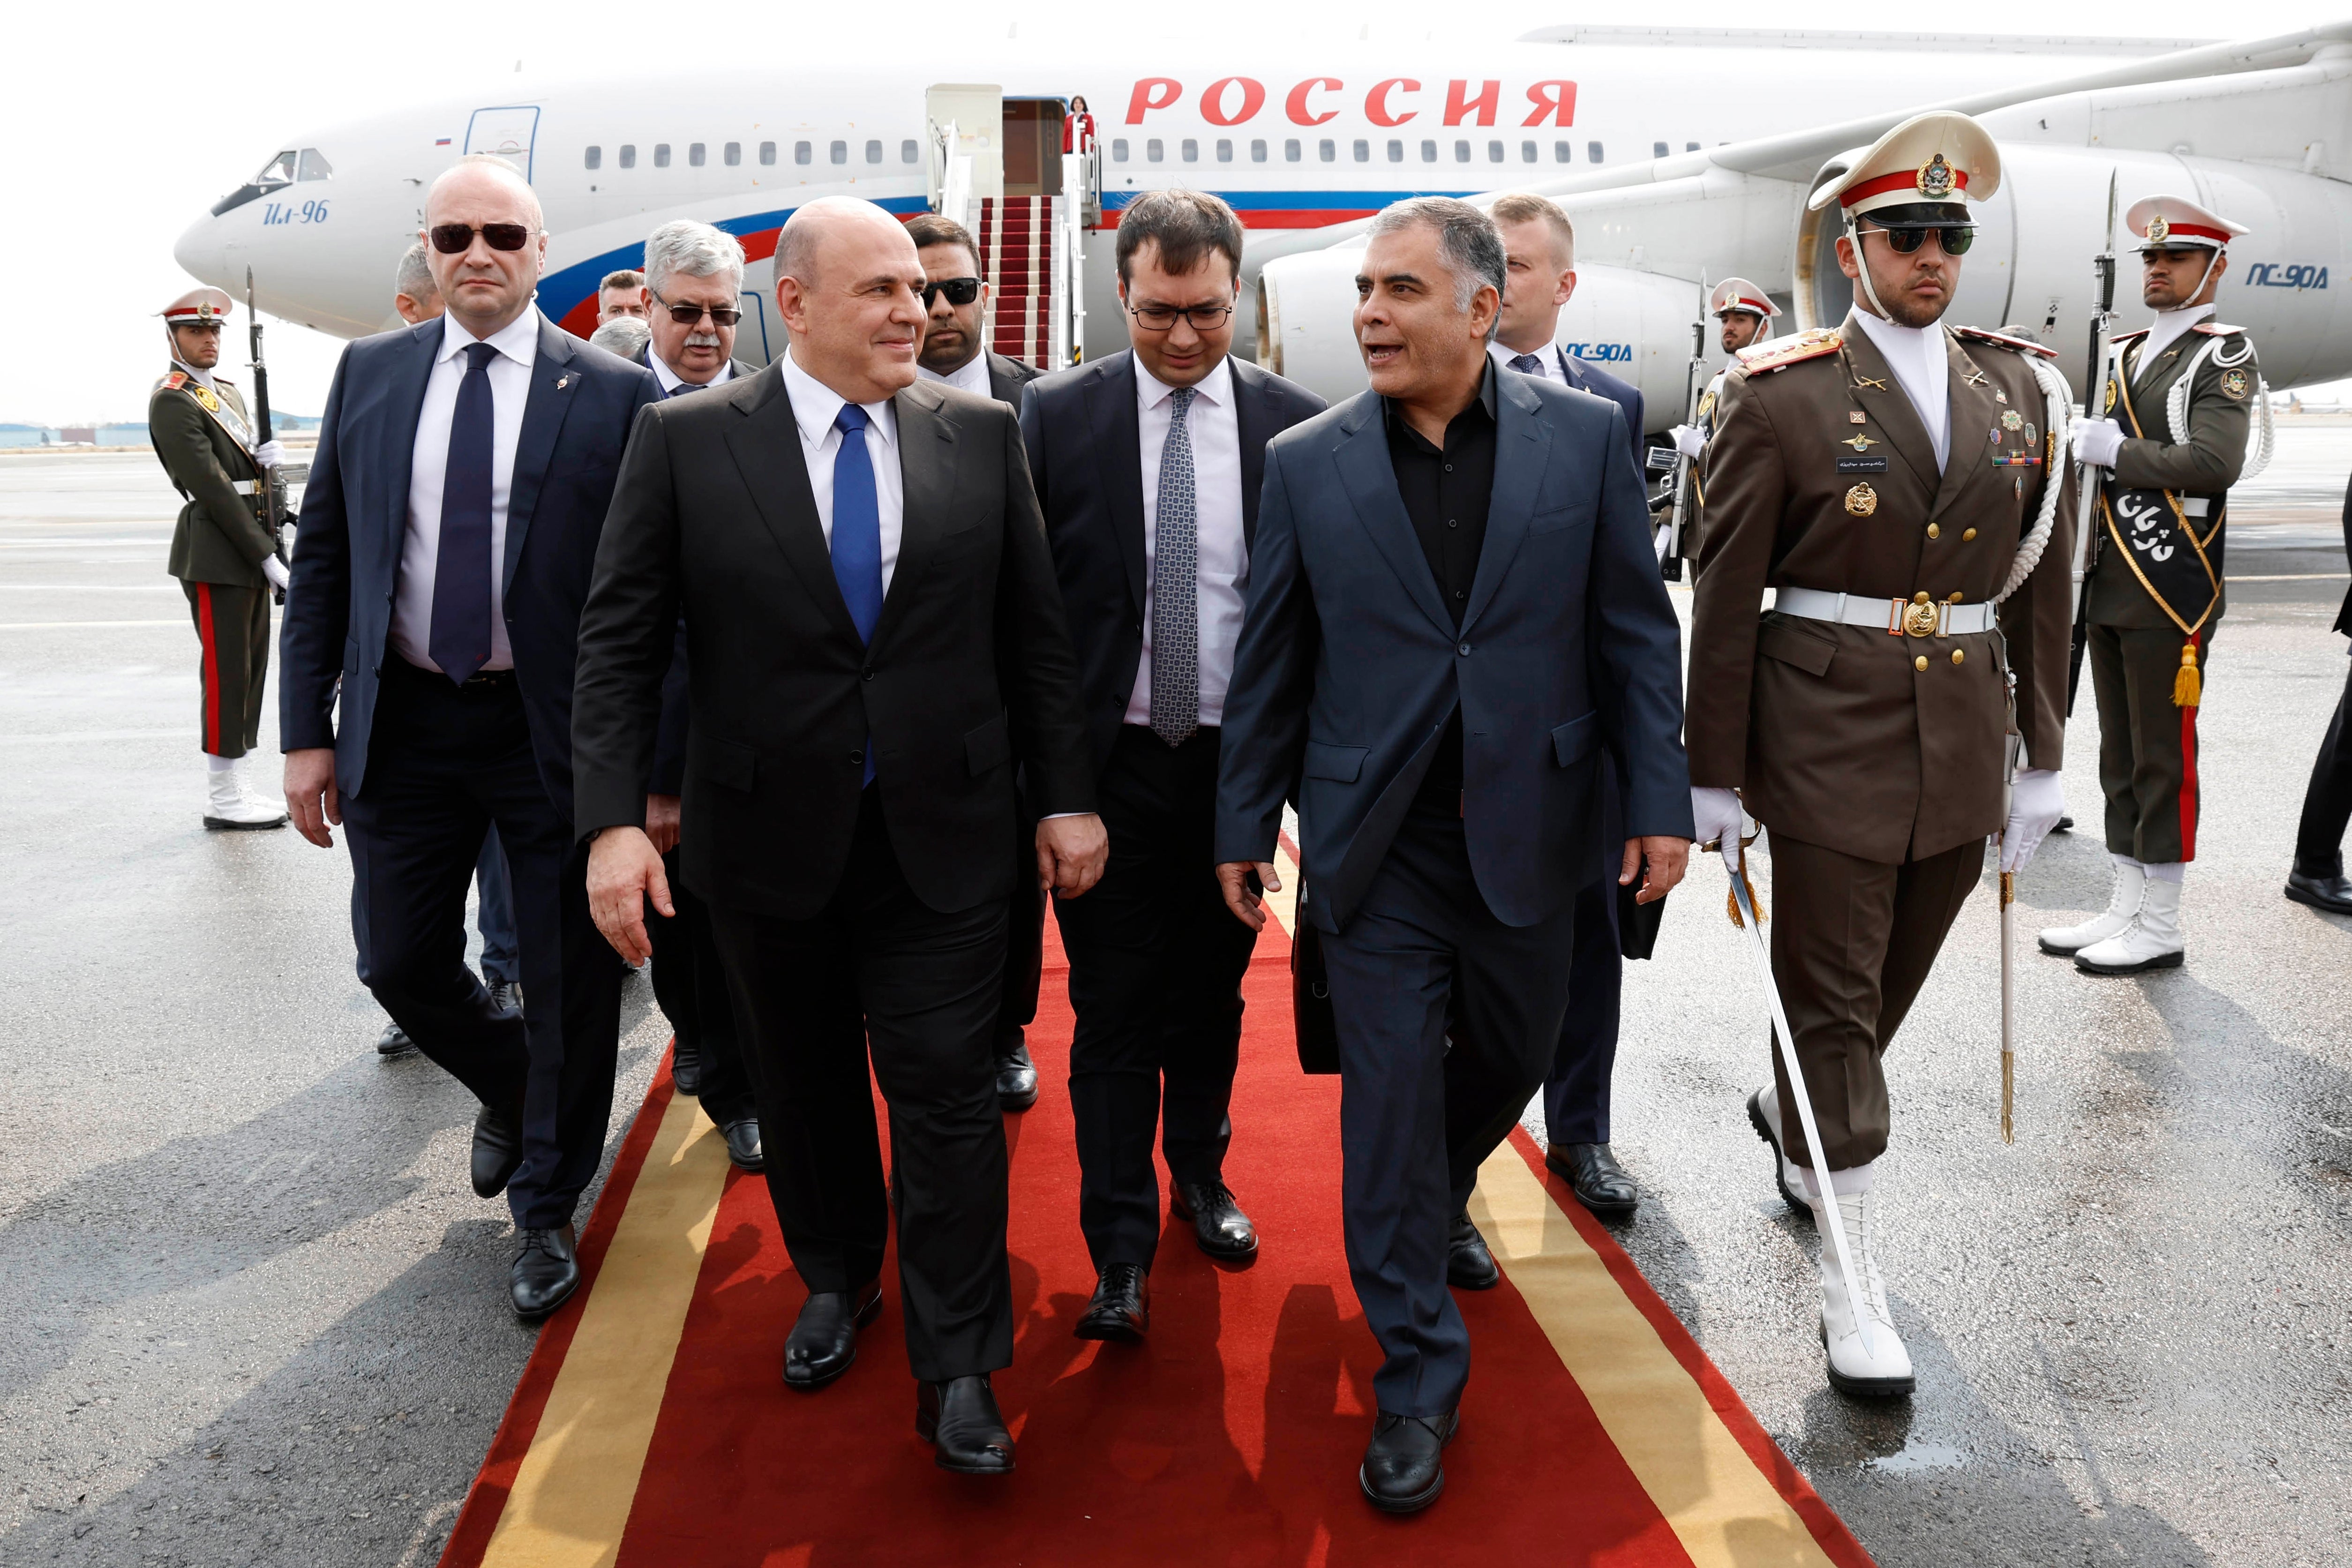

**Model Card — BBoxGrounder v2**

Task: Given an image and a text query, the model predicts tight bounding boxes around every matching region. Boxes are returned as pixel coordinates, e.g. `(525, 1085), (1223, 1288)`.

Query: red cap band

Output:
(1841, 167), (1971, 208)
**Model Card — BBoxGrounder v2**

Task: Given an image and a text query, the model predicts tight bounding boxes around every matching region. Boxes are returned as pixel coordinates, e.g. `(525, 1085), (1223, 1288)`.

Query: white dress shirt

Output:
(2138, 300), (2216, 378)
(1127, 355), (1247, 731)
(394, 308), (540, 672)
(648, 350), (734, 396)
(1849, 308), (1952, 472)
(781, 347), (904, 595)
(1488, 338), (1568, 385)
(917, 352), (994, 398)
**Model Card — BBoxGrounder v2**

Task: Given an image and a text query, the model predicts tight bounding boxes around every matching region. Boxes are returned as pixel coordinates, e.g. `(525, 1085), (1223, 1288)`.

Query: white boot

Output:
(1811, 1180), (1913, 1398)
(234, 757), (286, 814)
(204, 761), (287, 830)
(1744, 1086), (1812, 1215)
(2037, 858), (2144, 956)
(2074, 876), (2184, 974)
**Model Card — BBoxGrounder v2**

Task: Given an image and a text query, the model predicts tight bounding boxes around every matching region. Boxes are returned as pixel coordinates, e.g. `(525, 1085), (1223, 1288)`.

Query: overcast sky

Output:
(7, 0), (2341, 423)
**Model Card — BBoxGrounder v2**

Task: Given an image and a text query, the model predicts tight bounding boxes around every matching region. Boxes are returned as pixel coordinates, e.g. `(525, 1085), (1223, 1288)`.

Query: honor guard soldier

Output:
(152, 287), (291, 828)
(2040, 196), (2260, 974)
(1686, 112), (2075, 1398)
(1672, 278), (1778, 565)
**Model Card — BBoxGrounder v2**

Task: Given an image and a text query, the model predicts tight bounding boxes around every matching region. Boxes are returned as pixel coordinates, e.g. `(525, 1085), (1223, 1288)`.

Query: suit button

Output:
(1914, 655), (1929, 672)
(1952, 649), (1965, 665)
(1927, 523), (1940, 539)
(862, 668), (874, 681)
(1458, 643), (1471, 656)
(1962, 527), (1978, 541)
(849, 749), (864, 765)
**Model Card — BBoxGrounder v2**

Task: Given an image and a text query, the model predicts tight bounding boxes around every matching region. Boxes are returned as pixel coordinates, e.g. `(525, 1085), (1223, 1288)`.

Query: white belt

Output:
(2180, 496), (2210, 518)
(230, 479), (260, 495)
(1773, 586), (1996, 637)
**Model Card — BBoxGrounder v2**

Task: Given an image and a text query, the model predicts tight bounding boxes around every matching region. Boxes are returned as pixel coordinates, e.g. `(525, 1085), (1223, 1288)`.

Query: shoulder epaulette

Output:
(1952, 324), (2057, 358)
(2192, 321), (2247, 337)
(1734, 327), (1841, 376)
(155, 370), (188, 392)
(2111, 327), (2149, 343)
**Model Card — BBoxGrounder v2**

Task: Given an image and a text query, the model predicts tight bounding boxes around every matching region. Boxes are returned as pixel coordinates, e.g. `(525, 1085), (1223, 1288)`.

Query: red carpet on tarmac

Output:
(440, 878), (1874, 1568)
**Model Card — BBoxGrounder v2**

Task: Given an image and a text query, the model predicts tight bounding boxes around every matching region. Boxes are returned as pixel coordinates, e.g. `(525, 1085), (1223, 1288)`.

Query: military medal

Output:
(1961, 367), (1989, 388)
(2001, 409), (2023, 430)
(2024, 422), (2038, 446)
(1845, 483), (1878, 517)
(1990, 427), (2003, 445)
(1849, 411), (1868, 424)
(1842, 433), (1879, 451)
(1854, 374), (1888, 392)
(1995, 388), (2009, 404)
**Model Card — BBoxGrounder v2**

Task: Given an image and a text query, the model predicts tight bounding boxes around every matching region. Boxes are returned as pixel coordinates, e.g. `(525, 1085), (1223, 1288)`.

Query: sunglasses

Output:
(428, 222), (536, 254)
(650, 288), (742, 327)
(1865, 224), (1976, 257)
(921, 277), (983, 308)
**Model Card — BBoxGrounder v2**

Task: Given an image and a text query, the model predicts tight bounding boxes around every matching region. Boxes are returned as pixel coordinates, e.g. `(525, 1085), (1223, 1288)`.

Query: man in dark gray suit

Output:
(1214, 197), (1692, 1513)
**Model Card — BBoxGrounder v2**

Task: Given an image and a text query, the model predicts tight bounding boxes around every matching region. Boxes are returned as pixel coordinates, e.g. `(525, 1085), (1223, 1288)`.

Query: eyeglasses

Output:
(428, 222), (536, 254)
(921, 277), (983, 308)
(1127, 301), (1235, 332)
(650, 288), (742, 327)
(1865, 224), (1975, 257)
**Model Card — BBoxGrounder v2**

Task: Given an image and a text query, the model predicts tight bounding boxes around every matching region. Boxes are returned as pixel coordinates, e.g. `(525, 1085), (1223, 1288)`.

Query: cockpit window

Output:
(211, 150), (301, 215)
(255, 151), (298, 188)
(297, 149), (333, 181)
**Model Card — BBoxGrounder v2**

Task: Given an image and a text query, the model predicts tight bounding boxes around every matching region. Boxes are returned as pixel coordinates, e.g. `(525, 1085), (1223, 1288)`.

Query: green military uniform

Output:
(152, 352), (278, 759)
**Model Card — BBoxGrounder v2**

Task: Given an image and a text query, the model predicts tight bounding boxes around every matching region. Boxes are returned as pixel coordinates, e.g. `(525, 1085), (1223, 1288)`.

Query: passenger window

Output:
(795, 142), (812, 165)
(585, 145), (602, 170)
(1488, 141), (1504, 163)
(1588, 141), (1604, 163)
(1686, 142), (1700, 152)
(865, 139), (883, 164)
(1451, 140), (1468, 163)
(1387, 139), (1403, 162)
(690, 143), (706, 167)
(1320, 139), (1336, 162)
(725, 142), (741, 166)
(1554, 141), (1571, 162)
(1181, 138), (1199, 162)
(1353, 139), (1370, 162)
(297, 149), (333, 181)
(654, 144), (671, 167)
(620, 144), (638, 169)
(1521, 141), (1537, 163)
(830, 141), (847, 164)
(902, 139), (919, 163)
(1147, 139), (1164, 163)
(1286, 139), (1302, 162)
(1253, 140), (1269, 164)
(1653, 141), (1668, 158)
(1112, 138), (1130, 163)
(760, 142), (776, 165)
(1216, 139), (1233, 163)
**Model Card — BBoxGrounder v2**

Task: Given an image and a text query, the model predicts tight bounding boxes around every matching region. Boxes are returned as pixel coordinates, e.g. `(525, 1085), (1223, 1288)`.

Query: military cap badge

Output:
(1916, 153), (1956, 200)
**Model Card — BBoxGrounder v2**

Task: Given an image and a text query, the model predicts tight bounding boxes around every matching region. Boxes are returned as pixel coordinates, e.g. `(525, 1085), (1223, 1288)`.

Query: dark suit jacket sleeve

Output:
(571, 401), (685, 838)
(1586, 403), (1695, 839)
(1214, 439), (1318, 865)
(648, 618), (691, 796)
(1017, 382), (1051, 518)
(278, 348), (355, 753)
(2337, 471), (2352, 637)
(992, 406), (1096, 816)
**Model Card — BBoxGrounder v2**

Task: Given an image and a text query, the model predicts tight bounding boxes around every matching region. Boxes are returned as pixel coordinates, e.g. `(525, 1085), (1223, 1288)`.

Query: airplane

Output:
(171, 24), (2352, 432)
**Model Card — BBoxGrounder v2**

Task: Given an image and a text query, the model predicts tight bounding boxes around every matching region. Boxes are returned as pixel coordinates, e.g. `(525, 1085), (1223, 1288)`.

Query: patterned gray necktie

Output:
(1509, 353), (1545, 376)
(1149, 387), (1200, 748)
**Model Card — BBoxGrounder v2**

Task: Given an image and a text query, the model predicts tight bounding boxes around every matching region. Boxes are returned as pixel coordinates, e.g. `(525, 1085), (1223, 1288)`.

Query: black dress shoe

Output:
(670, 1034), (703, 1097)
(1172, 1180), (1259, 1261)
(1360, 1408), (1458, 1513)
(1546, 1141), (1640, 1220)
(1447, 1211), (1498, 1290)
(2286, 869), (2352, 915)
(782, 1279), (882, 1391)
(471, 1103), (525, 1199)
(2054, 814), (2074, 833)
(917, 1374), (1015, 1474)
(375, 1020), (419, 1058)
(1074, 1262), (1149, 1341)
(486, 977), (523, 1019)
(510, 1224), (579, 1320)
(720, 1117), (764, 1172)
(994, 1034), (1039, 1112)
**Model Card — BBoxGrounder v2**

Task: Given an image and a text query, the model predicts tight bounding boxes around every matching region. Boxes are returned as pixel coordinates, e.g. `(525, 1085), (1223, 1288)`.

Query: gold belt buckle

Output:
(1901, 599), (1940, 638)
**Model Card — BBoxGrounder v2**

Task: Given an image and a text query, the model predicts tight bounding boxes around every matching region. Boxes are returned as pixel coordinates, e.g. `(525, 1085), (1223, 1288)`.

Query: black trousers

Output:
(997, 782), (1045, 1052)
(2295, 654), (2352, 877)
(648, 848), (757, 1125)
(340, 660), (624, 1230)
(1543, 766), (1624, 1146)
(706, 789), (1012, 1382)
(1052, 725), (1258, 1270)
(1318, 807), (1578, 1418)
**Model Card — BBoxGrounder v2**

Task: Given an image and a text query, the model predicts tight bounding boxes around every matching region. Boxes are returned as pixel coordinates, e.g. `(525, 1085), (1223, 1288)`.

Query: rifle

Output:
(1655, 279), (1709, 582)
(246, 268), (291, 604)
(2066, 175), (2120, 715)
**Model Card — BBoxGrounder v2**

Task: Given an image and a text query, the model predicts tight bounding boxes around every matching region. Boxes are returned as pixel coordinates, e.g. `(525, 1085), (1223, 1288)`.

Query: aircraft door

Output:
(466, 105), (542, 181)
(926, 84), (1004, 223)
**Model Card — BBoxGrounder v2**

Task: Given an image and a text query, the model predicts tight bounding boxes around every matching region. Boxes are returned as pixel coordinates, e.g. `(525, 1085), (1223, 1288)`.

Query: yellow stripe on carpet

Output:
(1265, 840), (1301, 937)
(479, 1090), (729, 1568)
(1470, 1149), (1837, 1568)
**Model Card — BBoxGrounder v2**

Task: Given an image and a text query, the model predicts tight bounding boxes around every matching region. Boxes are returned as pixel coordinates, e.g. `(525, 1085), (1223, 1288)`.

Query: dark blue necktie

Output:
(1509, 352), (1545, 377)
(831, 403), (884, 785)
(429, 341), (498, 682)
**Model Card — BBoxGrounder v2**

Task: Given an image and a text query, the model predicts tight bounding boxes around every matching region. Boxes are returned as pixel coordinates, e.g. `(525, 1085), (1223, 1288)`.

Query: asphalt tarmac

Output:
(2, 439), (2346, 1566)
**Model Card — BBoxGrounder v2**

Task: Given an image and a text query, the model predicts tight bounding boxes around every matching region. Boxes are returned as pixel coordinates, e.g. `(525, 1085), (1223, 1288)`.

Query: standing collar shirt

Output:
(2138, 300), (2216, 380)
(1128, 354), (1248, 730)
(1849, 307), (1951, 472)
(781, 347), (904, 595)
(917, 351), (994, 399)
(394, 307), (541, 673)
(648, 349), (734, 397)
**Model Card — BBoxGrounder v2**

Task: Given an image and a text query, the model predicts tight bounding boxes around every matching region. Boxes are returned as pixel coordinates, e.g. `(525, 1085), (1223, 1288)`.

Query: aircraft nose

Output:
(173, 214), (227, 287)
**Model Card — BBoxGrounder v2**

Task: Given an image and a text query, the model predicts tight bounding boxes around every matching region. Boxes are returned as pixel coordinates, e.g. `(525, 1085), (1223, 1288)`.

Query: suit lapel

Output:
(1332, 394), (1454, 638)
(1462, 373), (1547, 632)
(720, 367), (863, 645)
(1928, 333), (1999, 525)
(1230, 357), (1273, 549)
(1086, 353), (1148, 613)
(1838, 319), (1936, 496)
(502, 319), (582, 593)
(874, 382), (954, 648)
(377, 321), (438, 588)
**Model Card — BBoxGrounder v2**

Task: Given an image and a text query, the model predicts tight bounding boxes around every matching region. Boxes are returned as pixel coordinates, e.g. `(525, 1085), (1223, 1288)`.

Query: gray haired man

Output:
(394, 241), (444, 326)
(639, 220), (754, 394)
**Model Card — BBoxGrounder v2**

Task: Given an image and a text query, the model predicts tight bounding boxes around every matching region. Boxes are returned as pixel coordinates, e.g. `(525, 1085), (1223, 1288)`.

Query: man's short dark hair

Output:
(904, 213), (981, 269)
(1114, 189), (1245, 286)
(600, 269), (645, 293)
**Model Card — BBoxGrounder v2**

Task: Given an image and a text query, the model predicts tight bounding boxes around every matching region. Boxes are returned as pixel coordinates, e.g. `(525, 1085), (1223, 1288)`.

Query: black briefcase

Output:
(1290, 877), (1341, 1075)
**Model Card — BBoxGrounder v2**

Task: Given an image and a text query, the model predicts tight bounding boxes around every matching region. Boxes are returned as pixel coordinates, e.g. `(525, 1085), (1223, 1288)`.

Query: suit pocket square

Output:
(1551, 713), (1599, 766)
(1302, 741), (1367, 782)
(699, 737), (758, 792)
(965, 710), (1012, 776)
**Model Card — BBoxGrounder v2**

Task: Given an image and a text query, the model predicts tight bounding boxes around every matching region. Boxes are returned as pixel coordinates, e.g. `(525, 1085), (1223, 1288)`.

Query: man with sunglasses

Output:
(907, 211), (1049, 1114)
(1019, 189), (1324, 1344)
(1687, 113), (2076, 1401)
(279, 153), (662, 1320)
(636, 220), (757, 395)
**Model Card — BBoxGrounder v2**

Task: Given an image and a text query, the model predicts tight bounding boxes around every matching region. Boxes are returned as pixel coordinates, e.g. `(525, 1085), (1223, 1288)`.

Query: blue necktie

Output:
(1509, 352), (1545, 377)
(831, 404), (884, 785)
(429, 341), (497, 683)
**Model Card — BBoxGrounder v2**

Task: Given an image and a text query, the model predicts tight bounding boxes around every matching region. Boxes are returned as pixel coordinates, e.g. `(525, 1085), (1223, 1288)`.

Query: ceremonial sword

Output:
(1723, 849), (1877, 1360)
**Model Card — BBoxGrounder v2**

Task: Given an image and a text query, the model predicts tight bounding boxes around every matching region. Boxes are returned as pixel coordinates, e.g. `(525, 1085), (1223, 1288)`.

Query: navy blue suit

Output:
(1216, 369), (1690, 1416)
(282, 313), (661, 1230)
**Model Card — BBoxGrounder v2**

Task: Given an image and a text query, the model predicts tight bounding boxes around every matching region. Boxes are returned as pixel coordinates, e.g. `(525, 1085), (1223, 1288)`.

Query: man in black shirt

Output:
(1215, 198), (1692, 1514)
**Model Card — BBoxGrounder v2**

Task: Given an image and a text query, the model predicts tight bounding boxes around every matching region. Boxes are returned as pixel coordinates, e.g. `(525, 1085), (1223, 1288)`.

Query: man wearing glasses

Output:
(636, 221), (757, 395)
(906, 211), (1049, 1115)
(278, 153), (662, 1320)
(1687, 113), (2075, 1400)
(1019, 189), (1324, 1343)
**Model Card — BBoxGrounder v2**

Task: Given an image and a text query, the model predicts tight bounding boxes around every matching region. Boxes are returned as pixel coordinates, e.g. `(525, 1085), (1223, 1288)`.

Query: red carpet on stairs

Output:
(441, 906), (1875, 1568)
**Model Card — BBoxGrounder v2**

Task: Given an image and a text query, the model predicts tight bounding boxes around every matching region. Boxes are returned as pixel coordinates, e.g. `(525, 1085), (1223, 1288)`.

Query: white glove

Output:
(1669, 423), (1707, 459)
(1691, 786), (1747, 870)
(2067, 417), (2122, 468)
(2000, 767), (2064, 873)
(261, 555), (291, 592)
(254, 438), (286, 470)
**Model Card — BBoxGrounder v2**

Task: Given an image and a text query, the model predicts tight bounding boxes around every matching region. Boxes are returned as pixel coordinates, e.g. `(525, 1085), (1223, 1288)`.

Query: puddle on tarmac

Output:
(1862, 1440), (1969, 1475)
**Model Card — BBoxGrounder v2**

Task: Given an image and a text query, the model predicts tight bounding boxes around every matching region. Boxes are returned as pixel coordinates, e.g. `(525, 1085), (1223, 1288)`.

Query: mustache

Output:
(684, 330), (723, 348)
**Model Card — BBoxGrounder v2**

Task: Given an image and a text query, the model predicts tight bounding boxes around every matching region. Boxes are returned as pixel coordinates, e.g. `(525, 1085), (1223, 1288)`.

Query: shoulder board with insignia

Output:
(1734, 328), (1841, 376)
(2192, 321), (2247, 337)
(1951, 325), (2058, 358)
(156, 370), (189, 392)
(2110, 328), (2150, 343)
